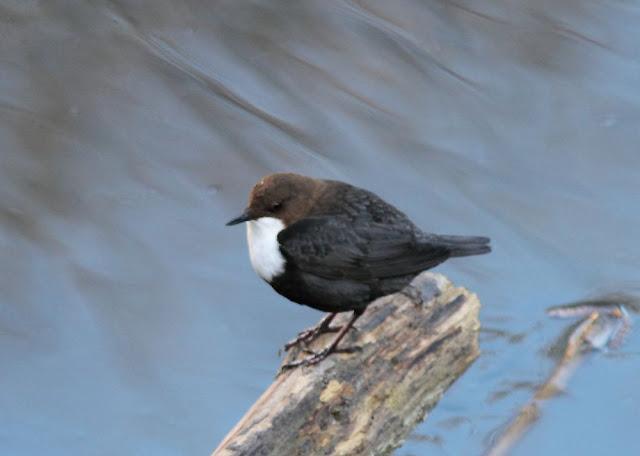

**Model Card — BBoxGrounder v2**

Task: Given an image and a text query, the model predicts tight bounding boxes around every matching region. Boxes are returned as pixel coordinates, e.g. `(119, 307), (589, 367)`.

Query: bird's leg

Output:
(283, 313), (338, 352)
(281, 310), (363, 370)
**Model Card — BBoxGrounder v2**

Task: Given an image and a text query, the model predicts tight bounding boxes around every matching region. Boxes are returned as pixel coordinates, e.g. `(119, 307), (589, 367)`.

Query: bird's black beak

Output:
(226, 208), (253, 226)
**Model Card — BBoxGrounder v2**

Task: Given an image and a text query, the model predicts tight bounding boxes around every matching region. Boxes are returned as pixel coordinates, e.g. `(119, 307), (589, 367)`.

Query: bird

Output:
(226, 173), (491, 368)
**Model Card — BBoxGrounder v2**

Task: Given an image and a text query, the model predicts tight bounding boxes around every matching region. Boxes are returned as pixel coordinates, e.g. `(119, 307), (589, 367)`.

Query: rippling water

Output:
(1, 1), (639, 454)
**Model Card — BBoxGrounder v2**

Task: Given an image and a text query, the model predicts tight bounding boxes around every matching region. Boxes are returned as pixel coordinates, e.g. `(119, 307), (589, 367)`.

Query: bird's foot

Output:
(279, 310), (364, 372)
(300, 345), (361, 356)
(283, 323), (339, 352)
(281, 345), (362, 371)
(400, 284), (423, 306)
(281, 347), (331, 370)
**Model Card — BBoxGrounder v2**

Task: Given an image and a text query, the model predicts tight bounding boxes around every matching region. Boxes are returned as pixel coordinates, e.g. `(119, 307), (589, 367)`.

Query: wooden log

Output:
(213, 272), (481, 456)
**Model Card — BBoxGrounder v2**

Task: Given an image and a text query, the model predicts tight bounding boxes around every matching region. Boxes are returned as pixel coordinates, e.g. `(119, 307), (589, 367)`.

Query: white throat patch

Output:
(246, 217), (286, 281)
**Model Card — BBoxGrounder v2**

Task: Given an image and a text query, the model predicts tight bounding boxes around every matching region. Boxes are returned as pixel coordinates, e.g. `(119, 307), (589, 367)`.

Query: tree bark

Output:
(213, 272), (481, 456)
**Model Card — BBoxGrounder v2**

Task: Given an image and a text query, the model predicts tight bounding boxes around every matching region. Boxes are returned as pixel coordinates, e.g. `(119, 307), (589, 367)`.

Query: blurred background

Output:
(1, 1), (639, 454)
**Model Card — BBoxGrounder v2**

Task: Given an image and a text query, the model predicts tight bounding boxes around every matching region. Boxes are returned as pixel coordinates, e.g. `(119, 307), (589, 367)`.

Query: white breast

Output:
(246, 217), (286, 282)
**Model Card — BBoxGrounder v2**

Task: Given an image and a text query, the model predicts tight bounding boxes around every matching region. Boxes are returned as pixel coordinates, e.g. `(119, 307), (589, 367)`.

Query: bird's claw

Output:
(281, 344), (362, 371)
(283, 325), (340, 352)
(280, 348), (332, 370)
(401, 284), (423, 306)
(283, 328), (315, 351)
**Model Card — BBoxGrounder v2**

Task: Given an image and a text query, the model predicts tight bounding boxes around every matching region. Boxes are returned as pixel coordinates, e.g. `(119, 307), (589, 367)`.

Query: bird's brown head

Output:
(226, 173), (321, 227)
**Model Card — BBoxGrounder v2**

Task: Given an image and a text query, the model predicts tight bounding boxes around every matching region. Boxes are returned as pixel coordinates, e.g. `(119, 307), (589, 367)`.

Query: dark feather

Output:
(278, 216), (451, 281)
(431, 234), (492, 257)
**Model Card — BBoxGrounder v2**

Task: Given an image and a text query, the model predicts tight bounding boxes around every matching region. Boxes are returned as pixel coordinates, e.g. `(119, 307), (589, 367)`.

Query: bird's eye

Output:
(271, 201), (282, 211)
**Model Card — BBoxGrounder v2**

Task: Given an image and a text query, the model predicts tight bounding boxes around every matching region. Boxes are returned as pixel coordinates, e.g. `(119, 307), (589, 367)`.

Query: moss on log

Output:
(213, 272), (481, 456)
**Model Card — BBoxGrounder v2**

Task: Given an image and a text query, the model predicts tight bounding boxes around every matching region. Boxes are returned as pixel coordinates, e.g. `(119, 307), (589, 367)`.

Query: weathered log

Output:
(213, 272), (481, 456)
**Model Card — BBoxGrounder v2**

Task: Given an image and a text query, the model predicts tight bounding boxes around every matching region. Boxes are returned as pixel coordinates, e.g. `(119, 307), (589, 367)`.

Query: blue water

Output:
(1, 1), (639, 454)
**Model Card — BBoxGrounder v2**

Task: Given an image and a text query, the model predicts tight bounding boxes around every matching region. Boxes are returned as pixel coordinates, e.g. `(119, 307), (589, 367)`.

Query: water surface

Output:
(1, 1), (639, 454)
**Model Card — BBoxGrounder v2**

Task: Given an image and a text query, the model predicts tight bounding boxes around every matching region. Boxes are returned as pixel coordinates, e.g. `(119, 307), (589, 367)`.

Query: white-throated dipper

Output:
(226, 173), (491, 368)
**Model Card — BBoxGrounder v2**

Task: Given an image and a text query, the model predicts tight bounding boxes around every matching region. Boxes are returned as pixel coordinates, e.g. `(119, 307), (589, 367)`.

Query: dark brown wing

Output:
(277, 216), (450, 281)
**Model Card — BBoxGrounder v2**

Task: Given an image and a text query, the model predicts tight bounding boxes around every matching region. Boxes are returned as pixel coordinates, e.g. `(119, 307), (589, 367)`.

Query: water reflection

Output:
(486, 296), (635, 456)
(1, 1), (639, 455)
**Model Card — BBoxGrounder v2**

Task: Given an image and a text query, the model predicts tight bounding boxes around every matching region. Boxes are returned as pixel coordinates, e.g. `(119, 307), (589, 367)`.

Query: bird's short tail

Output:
(435, 234), (492, 257)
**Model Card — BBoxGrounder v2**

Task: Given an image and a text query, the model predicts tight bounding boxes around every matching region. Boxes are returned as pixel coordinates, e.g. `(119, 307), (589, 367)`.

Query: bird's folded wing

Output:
(277, 216), (450, 281)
